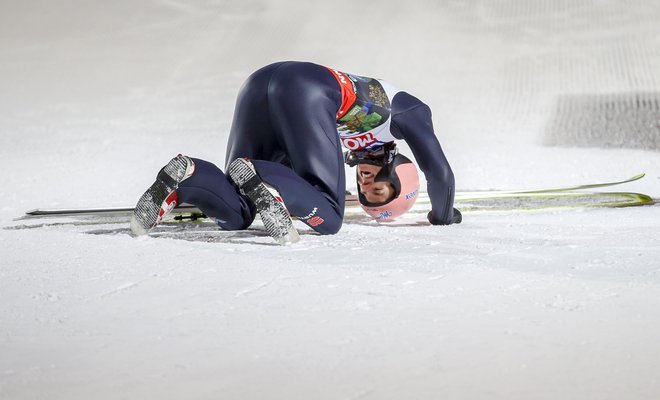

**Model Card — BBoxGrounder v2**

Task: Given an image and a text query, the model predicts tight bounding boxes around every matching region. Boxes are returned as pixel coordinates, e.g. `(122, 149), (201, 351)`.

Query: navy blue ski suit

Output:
(176, 61), (456, 234)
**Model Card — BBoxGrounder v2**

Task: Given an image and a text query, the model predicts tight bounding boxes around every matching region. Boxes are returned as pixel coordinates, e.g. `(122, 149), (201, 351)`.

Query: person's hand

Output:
(427, 208), (462, 225)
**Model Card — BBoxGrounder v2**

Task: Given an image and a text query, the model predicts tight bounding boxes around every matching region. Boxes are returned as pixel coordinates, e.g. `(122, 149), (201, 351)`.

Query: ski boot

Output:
(130, 155), (195, 235)
(228, 158), (300, 245)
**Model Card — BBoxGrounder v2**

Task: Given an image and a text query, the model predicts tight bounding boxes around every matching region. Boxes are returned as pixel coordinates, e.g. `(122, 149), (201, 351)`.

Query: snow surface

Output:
(2, 1), (660, 399)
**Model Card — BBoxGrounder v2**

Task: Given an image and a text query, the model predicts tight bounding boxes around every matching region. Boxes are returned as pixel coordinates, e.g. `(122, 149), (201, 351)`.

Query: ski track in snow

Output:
(2, 1), (660, 399)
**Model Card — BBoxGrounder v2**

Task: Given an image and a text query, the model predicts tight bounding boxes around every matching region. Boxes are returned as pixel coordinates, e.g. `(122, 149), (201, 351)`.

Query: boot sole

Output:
(228, 158), (300, 245)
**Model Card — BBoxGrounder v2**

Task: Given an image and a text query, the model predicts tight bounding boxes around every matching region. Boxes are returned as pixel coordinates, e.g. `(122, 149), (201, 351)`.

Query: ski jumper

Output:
(176, 61), (456, 234)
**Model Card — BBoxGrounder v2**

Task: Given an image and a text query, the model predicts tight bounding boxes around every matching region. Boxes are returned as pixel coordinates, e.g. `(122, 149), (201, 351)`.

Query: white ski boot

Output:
(130, 155), (195, 235)
(227, 158), (300, 245)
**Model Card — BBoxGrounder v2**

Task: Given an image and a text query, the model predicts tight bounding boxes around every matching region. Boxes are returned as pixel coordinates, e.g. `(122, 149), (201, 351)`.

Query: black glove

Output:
(427, 208), (462, 225)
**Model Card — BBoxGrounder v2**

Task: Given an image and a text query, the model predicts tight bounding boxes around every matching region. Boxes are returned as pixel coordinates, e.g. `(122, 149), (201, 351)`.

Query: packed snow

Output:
(2, 1), (660, 399)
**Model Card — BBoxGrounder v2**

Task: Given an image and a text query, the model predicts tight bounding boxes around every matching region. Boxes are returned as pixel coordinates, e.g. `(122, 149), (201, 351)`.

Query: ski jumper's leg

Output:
(250, 159), (342, 234)
(176, 158), (255, 230)
(265, 62), (345, 234)
(226, 61), (346, 235)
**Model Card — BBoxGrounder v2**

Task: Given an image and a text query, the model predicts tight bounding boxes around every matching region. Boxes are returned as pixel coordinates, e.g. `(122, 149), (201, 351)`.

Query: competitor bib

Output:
(326, 68), (400, 151)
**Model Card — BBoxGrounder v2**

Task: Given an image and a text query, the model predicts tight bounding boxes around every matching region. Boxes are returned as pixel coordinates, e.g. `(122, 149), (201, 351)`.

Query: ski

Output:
(346, 191), (654, 216)
(345, 172), (646, 205)
(460, 172), (646, 195)
(19, 191), (654, 222)
(17, 174), (654, 222)
(23, 204), (200, 218)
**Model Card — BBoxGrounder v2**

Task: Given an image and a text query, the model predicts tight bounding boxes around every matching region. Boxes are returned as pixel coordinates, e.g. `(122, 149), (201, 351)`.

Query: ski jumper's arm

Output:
(390, 92), (458, 225)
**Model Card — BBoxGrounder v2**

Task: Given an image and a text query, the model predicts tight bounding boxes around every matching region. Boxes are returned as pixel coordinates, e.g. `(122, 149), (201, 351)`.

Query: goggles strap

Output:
(344, 142), (398, 167)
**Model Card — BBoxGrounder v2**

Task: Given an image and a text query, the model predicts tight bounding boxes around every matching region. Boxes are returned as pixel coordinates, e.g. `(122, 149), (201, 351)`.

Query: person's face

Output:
(357, 163), (394, 204)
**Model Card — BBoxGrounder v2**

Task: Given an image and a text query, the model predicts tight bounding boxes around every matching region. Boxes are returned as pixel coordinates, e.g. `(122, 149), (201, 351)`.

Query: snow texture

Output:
(2, 1), (660, 399)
